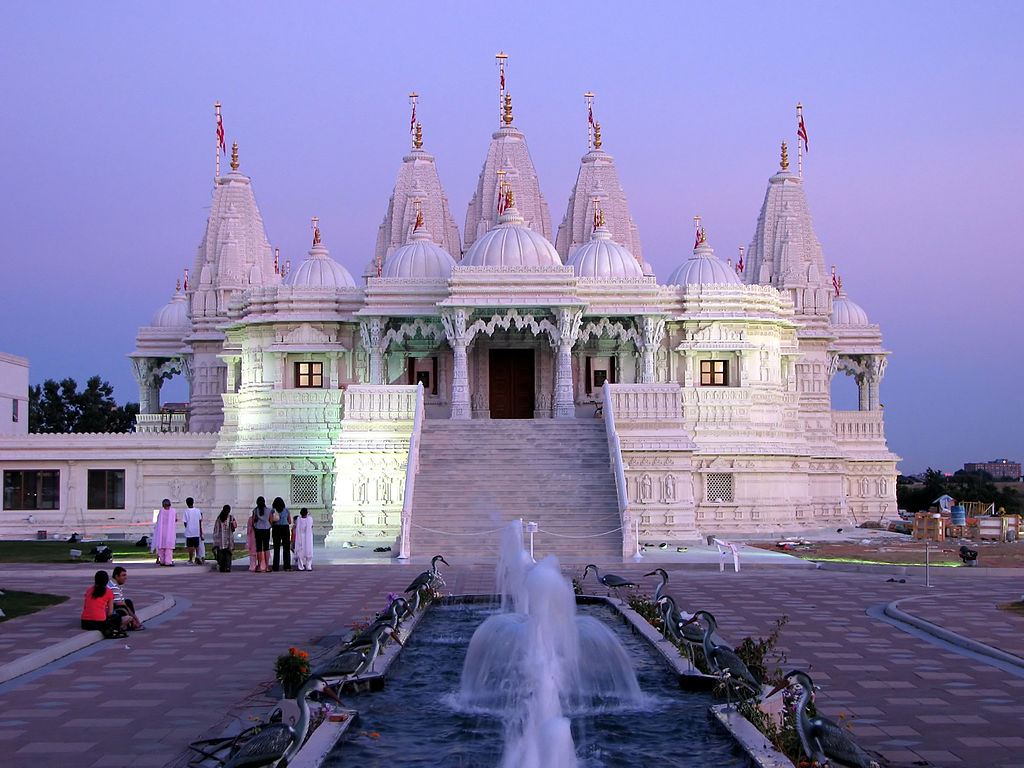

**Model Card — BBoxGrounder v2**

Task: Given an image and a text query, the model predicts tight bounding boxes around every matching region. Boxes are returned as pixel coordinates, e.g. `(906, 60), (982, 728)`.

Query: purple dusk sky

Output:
(1, 2), (1021, 474)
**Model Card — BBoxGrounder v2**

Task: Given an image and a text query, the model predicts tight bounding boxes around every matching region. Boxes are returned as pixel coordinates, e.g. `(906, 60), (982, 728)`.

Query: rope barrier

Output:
(409, 522), (510, 536)
(537, 526), (624, 539)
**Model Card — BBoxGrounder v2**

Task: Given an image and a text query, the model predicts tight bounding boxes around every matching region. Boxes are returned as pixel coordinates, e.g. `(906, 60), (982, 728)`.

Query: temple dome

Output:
(666, 240), (741, 286)
(461, 205), (561, 268)
(566, 224), (643, 278)
(285, 242), (356, 288)
(382, 228), (456, 278)
(150, 288), (189, 328)
(831, 293), (870, 325)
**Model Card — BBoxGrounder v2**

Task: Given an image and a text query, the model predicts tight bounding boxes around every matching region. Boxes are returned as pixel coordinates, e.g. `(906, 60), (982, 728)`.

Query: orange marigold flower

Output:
(288, 646), (298, 655)
(369, 732), (380, 739)
(299, 651), (309, 659)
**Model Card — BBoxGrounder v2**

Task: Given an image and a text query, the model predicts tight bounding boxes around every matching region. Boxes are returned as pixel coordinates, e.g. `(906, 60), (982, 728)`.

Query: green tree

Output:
(28, 376), (138, 434)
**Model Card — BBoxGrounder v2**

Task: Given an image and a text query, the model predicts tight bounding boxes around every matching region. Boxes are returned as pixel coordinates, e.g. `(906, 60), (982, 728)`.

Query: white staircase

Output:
(408, 420), (623, 562)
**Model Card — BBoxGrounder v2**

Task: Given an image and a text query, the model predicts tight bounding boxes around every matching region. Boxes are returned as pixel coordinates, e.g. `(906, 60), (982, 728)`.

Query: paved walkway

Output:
(0, 548), (1022, 768)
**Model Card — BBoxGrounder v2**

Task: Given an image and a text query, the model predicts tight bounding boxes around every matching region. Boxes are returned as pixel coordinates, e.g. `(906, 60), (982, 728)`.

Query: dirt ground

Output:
(745, 531), (1024, 567)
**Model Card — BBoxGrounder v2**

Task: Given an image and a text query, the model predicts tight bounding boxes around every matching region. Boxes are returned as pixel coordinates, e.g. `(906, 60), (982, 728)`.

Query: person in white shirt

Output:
(182, 497), (203, 564)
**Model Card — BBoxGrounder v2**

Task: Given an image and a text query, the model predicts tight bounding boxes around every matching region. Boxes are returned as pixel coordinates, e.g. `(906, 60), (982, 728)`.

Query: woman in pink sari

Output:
(153, 498), (177, 566)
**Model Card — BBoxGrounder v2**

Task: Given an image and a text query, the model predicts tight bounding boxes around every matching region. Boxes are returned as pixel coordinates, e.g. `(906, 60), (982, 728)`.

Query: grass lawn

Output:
(0, 589), (69, 621)
(0, 540), (249, 564)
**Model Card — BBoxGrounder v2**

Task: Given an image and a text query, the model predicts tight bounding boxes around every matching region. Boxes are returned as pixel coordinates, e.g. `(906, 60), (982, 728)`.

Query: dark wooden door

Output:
(489, 349), (535, 419)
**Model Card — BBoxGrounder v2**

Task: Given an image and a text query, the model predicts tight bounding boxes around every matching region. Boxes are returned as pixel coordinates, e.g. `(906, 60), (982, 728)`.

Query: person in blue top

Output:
(270, 496), (293, 571)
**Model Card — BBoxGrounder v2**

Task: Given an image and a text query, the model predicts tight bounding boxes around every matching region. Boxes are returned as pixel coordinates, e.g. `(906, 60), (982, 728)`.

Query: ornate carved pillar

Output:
(866, 355), (887, 410)
(637, 316), (666, 384)
(441, 309), (472, 420)
(359, 318), (387, 385)
(552, 308), (583, 419)
(131, 359), (160, 414)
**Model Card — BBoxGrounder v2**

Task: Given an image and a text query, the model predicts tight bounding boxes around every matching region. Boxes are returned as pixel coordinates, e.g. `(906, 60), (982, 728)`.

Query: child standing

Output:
(182, 497), (203, 564)
(292, 507), (314, 571)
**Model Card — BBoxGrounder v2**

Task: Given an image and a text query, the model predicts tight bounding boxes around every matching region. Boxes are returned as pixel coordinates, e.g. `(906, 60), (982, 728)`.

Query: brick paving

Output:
(0, 555), (1022, 767)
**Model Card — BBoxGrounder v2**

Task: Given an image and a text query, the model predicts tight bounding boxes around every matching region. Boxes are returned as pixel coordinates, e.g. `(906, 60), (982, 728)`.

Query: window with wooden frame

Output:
(3, 470), (60, 510)
(87, 469), (125, 509)
(700, 359), (729, 386)
(295, 361), (323, 388)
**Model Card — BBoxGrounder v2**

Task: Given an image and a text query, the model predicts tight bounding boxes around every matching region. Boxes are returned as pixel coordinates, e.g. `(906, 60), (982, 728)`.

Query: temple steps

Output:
(407, 419), (623, 563)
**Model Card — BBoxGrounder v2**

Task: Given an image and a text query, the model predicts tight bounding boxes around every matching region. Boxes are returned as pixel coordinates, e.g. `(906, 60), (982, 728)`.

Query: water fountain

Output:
(458, 522), (643, 767)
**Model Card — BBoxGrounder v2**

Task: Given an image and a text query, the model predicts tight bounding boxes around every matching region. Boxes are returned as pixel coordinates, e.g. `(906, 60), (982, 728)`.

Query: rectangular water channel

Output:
(325, 601), (754, 767)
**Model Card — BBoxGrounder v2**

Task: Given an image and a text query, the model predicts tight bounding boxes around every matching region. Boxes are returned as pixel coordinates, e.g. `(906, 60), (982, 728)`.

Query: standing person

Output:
(153, 498), (177, 566)
(81, 570), (129, 638)
(182, 497), (203, 565)
(270, 496), (292, 571)
(212, 504), (237, 572)
(107, 566), (144, 630)
(292, 507), (314, 571)
(251, 496), (272, 573)
(246, 508), (258, 572)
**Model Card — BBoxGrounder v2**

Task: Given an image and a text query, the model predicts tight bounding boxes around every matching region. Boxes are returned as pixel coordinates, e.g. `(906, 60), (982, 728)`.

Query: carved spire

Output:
(230, 141), (239, 171)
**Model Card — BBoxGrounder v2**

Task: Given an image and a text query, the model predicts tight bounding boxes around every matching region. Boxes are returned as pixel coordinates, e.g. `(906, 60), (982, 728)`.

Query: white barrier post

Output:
(526, 521), (538, 562)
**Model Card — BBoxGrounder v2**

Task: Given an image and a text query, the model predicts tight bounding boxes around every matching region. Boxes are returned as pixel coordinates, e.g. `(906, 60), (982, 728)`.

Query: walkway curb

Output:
(883, 596), (1024, 673)
(0, 594), (176, 684)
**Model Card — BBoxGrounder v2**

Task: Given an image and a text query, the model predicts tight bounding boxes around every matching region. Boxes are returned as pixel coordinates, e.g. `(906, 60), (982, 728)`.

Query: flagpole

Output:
(797, 102), (803, 179)
(584, 92), (595, 150)
(496, 52), (508, 126)
(215, 102), (221, 181)
(409, 92), (418, 150)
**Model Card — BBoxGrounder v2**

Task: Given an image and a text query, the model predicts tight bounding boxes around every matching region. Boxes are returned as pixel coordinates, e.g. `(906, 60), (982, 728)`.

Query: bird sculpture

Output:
(655, 595), (705, 646)
(344, 613), (399, 651)
(581, 564), (637, 600)
(383, 595), (413, 624)
(765, 670), (880, 768)
(644, 568), (669, 602)
(681, 610), (760, 698)
(222, 675), (341, 768)
(316, 624), (403, 685)
(405, 554), (450, 611)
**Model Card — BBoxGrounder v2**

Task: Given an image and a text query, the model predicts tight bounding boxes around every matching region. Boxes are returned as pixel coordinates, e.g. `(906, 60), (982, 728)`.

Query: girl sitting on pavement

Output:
(80, 569), (130, 639)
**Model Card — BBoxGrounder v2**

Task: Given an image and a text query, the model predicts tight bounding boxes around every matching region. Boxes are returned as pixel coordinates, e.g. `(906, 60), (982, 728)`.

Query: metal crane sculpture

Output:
(581, 564), (637, 600)
(405, 554), (449, 611)
(681, 610), (760, 698)
(766, 670), (881, 768)
(221, 675), (341, 768)
(644, 568), (669, 602)
(316, 624), (403, 685)
(655, 595), (705, 647)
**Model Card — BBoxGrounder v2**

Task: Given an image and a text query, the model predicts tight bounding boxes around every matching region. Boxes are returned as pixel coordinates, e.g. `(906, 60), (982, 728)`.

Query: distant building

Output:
(0, 353), (29, 436)
(964, 460), (1021, 481)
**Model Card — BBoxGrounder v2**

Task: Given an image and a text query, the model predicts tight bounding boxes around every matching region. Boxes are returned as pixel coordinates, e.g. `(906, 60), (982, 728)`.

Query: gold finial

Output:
(311, 217), (321, 246)
(230, 141), (239, 171)
(414, 121), (423, 150)
(502, 93), (514, 125)
(594, 121), (602, 149)
(780, 140), (789, 170)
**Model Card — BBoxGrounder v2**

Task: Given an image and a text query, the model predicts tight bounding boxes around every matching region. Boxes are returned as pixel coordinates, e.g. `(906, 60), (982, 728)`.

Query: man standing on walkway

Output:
(107, 566), (144, 630)
(182, 497), (203, 565)
(154, 499), (177, 566)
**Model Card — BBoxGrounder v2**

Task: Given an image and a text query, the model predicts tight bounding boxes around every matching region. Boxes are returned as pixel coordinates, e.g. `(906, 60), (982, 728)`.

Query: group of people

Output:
(246, 496), (314, 572)
(149, 495), (314, 573)
(80, 566), (145, 639)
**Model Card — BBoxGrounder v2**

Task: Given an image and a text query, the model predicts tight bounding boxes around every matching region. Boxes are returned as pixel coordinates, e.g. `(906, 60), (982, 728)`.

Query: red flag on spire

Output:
(737, 253), (744, 273)
(500, 71), (505, 91)
(832, 270), (840, 296)
(216, 112), (226, 155)
(797, 112), (808, 153)
(410, 102), (416, 134)
(588, 103), (594, 127)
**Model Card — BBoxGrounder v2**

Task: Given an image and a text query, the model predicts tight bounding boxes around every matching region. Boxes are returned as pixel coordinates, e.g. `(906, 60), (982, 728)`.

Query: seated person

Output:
(81, 569), (129, 638)
(107, 566), (144, 630)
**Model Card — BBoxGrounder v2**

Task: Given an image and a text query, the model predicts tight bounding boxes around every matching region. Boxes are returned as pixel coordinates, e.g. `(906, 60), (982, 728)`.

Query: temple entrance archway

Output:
(489, 349), (535, 419)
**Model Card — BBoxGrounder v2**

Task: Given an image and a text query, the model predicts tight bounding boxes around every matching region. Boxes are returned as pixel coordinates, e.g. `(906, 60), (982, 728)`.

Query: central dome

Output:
(461, 205), (561, 268)
(667, 241), (741, 286)
(831, 293), (870, 325)
(567, 224), (643, 279)
(151, 288), (189, 328)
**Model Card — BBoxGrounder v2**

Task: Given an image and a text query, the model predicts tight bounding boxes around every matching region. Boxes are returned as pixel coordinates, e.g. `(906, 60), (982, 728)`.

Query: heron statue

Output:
(316, 624), (403, 685)
(405, 554), (449, 611)
(765, 670), (881, 768)
(655, 595), (705, 647)
(221, 675), (342, 768)
(681, 610), (760, 698)
(644, 568), (670, 602)
(581, 564), (637, 600)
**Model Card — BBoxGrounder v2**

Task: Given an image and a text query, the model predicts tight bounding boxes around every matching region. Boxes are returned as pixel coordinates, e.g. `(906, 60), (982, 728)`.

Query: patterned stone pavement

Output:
(0, 556), (1022, 768)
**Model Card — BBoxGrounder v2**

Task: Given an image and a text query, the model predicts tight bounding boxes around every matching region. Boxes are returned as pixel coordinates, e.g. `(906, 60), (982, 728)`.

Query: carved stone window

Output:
(295, 362), (323, 389)
(706, 472), (734, 503)
(700, 360), (729, 386)
(291, 475), (319, 506)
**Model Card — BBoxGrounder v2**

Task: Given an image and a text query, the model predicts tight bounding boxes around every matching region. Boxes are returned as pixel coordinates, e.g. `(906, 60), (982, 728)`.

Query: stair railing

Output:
(397, 382), (425, 560)
(602, 382), (638, 559)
